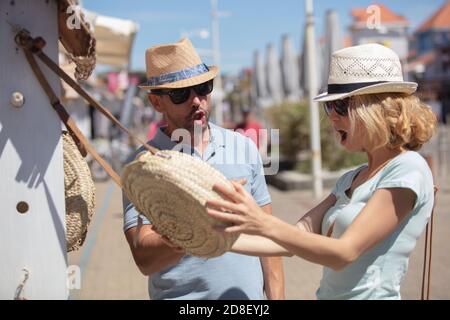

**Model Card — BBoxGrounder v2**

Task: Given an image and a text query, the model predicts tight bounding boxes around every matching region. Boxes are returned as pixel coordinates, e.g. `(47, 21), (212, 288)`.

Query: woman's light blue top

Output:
(317, 151), (434, 300)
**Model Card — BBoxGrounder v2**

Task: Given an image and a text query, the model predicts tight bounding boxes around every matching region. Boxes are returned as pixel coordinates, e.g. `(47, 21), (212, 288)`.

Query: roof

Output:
(351, 4), (409, 26)
(416, 0), (450, 33)
(343, 35), (353, 48)
(405, 51), (437, 72)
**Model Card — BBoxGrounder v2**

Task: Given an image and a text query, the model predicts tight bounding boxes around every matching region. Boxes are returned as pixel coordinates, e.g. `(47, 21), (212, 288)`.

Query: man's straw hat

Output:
(314, 43), (417, 102)
(122, 150), (238, 258)
(139, 38), (219, 90)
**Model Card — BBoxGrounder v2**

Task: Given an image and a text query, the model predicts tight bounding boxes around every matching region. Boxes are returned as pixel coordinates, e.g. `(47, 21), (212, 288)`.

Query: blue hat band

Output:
(147, 63), (210, 87)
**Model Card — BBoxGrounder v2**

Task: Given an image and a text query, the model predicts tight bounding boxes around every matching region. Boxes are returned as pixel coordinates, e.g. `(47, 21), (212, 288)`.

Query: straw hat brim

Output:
(122, 150), (238, 258)
(314, 81), (418, 102)
(138, 65), (219, 90)
(63, 132), (96, 252)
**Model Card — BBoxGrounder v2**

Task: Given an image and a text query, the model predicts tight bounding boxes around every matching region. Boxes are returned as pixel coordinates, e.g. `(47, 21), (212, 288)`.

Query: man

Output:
(122, 38), (284, 300)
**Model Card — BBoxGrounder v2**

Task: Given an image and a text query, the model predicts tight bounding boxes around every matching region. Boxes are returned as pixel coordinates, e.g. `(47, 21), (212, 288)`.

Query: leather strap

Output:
(326, 222), (335, 238)
(421, 186), (438, 300)
(37, 50), (161, 155)
(22, 47), (123, 187)
(15, 28), (169, 188)
(14, 29), (160, 157)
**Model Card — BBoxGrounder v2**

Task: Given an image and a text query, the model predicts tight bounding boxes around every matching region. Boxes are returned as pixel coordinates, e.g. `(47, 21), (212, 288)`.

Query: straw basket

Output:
(63, 132), (96, 252)
(122, 150), (239, 258)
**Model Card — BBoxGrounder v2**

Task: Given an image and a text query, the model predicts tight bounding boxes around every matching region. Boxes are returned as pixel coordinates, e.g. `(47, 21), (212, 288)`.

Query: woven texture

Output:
(122, 150), (239, 258)
(139, 38), (218, 89)
(330, 56), (403, 79)
(327, 44), (404, 84)
(314, 43), (417, 102)
(63, 132), (96, 252)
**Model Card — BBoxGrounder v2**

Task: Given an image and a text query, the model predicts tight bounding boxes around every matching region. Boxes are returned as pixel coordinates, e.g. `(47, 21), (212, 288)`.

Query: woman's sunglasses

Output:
(323, 98), (350, 117)
(150, 80), (214, 105)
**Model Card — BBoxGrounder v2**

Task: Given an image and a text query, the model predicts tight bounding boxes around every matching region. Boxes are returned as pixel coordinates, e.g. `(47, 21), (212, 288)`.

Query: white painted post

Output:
(211, 0), (224, 126)
(0, 0), (68, 299)
(305, 0), (323, 198)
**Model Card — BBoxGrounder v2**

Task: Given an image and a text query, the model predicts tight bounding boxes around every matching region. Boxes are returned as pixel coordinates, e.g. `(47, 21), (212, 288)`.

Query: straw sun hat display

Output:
(314, 43), (417, 102)
(138, 38), (219, 90)
(122, 150), (239, 258)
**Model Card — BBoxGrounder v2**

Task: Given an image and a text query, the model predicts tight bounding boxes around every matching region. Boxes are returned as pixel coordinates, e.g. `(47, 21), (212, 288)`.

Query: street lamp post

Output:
(211, 0), (224, 126)
(305, 0), (323, 198)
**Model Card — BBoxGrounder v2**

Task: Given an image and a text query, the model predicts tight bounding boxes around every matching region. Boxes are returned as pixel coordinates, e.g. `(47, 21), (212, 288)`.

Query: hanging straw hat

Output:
(63, 131), (96, 252)
(122, 150), (239, 258)
(138, 38), (218, 90)
(57, 0), (96, 80)
(314, 43), (417, 102)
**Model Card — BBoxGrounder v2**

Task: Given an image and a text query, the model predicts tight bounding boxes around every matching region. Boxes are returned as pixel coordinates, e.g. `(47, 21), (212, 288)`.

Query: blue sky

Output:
(82, 0), (446, 75)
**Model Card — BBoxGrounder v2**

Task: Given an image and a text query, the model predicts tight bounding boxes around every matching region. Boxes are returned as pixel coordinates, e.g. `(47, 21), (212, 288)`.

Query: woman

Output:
(207, 44), (437, 299)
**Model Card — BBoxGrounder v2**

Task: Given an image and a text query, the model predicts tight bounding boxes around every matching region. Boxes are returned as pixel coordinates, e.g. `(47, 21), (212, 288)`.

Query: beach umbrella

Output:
(300, 28), (324, 95)
(281, 34), (301, 101)
(253, 50), (268, 99)
(322, 9), (342, 89)
(266, 43), (284, 104)
(83, 10), (139, 69)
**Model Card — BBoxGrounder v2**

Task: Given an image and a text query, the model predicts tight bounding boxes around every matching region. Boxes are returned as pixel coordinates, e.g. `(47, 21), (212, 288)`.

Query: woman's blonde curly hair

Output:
(347, 93), (437, 151)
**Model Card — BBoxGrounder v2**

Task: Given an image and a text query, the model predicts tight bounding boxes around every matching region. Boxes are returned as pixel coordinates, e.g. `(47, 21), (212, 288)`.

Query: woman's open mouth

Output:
(337, 130), (348, 143)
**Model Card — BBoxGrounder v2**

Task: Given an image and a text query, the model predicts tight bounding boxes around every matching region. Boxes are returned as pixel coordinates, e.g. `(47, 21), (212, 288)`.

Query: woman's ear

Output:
(148, 93), (164, 112)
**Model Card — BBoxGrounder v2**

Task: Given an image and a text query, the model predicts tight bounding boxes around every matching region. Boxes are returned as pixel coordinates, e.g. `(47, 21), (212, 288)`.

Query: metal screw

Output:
(16, 201), (29, 214)
(10, 91), (24, 108)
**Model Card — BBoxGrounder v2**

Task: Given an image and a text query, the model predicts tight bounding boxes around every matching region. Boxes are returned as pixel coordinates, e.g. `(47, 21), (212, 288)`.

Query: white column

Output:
(0, 0), (68, 299)
(211, 0), (224, 126)
(305, 0), (323, 198)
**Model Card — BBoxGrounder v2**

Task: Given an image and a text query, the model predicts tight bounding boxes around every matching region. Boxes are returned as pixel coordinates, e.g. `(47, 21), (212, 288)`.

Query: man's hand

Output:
(150, 225), (185, 253)
(125, 217), (185, 275)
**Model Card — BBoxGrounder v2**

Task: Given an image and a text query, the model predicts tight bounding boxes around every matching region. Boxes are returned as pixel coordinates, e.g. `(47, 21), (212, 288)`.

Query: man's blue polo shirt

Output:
(122, 122), (271, 300)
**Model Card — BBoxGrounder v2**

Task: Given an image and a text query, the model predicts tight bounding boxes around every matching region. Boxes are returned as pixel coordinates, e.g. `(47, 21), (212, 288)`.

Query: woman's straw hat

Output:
(122, 150), (239, 258)
(139, 38), (219, 90)
(314, 43), (417, 102)
(63, 132), (96, 252)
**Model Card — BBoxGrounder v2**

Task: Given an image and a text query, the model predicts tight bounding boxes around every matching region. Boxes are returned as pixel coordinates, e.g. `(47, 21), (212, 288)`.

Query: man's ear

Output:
(148, 93), (164, 113)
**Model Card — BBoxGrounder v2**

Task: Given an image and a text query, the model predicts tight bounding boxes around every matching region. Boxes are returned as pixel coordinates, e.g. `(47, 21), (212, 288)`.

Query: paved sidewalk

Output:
(68, 182), (148, 299)
(68, 175), (450, 300)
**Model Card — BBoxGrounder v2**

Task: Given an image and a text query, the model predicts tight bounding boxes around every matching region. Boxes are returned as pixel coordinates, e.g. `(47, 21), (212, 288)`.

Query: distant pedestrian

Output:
(146, 116), (166, 141)
(235, 107), (264, 149)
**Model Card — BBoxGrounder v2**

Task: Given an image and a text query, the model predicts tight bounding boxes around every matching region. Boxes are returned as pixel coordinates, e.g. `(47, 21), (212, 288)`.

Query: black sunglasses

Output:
(150, 80), (214, 104)
(324, 98), (350, 117)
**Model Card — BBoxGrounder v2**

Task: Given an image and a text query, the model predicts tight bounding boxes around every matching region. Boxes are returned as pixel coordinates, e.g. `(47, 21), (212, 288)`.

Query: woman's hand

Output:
(206, 181), (273, 236)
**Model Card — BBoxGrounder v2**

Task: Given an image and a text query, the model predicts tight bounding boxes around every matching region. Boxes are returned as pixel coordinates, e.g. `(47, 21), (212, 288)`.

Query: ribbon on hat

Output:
(147, 63), (209, 87)
(328, 81), (388, 94)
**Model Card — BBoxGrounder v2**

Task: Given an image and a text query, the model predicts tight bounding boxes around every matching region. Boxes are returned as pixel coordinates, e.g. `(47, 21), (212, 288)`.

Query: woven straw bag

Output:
(63, 131), (96, 252)
(122, 150), (239, 258)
